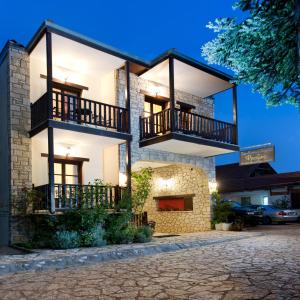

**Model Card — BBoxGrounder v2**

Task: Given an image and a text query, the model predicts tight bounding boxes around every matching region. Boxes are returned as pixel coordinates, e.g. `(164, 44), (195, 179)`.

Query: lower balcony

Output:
(139, 108), (239, 156)
(33, 184), (126, 212)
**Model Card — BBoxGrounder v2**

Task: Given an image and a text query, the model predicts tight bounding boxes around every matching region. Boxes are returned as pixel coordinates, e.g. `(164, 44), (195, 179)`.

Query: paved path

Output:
(0, 224), (299, 299)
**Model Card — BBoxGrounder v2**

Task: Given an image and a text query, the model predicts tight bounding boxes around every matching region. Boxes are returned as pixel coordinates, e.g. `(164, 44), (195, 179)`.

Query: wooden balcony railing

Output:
(33, 184), (126, 211)
(140, 108), (237, 145)
(31, 91), (129, 133)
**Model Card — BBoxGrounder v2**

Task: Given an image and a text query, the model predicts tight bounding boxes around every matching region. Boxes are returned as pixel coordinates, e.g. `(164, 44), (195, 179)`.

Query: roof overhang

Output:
(26, 21), (234, 88)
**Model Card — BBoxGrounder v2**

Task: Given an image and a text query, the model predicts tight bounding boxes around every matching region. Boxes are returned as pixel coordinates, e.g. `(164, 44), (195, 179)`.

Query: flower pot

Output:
(215, 223), (223, 231)
(221, 223), (232, 231)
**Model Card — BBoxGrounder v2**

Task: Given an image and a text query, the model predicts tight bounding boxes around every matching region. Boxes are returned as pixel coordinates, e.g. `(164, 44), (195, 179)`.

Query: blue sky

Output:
(1, 0), (299, 172)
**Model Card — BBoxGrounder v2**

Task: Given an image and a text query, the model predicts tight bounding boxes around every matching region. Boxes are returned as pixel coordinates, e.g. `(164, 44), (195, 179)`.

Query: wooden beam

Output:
(169, 57), (175, 131)
(40, 74), (89, 91)
(232, 85), (238, 144)
(41, 153), (90, 162)
(46, 31), (53, 119)
(47, 127), (55, 214)
(125, 61), (132, 193)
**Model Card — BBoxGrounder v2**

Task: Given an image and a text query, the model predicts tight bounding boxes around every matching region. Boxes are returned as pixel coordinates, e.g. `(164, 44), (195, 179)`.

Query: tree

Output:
(202, 0), (300, 106)
(131, 168), (153, 215)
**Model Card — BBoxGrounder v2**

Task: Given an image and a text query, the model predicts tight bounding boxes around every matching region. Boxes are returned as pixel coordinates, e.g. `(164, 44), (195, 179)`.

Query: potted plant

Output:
(212, 192), (235, 231)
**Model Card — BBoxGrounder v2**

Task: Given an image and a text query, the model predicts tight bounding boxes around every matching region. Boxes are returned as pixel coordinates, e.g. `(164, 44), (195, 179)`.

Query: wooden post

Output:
(232, 85), (238, 144)
(125, 61), (132, 193)
(48, 127), (55, 214)
(169, 57), (175, 131)
(46, 30), (55, 213)
(46, 31), (53, 119)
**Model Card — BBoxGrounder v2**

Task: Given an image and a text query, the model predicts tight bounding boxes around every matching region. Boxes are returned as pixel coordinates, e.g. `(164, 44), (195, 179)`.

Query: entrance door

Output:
(52, 83), (82, 121)
(144, 96), (167, 135)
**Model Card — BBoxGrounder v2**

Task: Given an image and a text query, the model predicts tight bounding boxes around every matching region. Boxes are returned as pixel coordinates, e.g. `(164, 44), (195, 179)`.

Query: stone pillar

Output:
(8, 42), (31, 244)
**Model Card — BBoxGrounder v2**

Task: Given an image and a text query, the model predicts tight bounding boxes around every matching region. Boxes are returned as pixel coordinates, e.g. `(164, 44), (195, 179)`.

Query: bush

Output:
(212, 192), (235, 223)
(105, 212), (134, 244)
(52, 230), (80, 249)
(80, 224), (106, 247)
(133, 225), (153, 243)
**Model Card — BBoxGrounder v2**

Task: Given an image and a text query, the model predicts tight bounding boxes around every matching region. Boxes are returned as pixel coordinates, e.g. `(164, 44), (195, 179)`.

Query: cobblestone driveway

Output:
(0, 224), (299, 300)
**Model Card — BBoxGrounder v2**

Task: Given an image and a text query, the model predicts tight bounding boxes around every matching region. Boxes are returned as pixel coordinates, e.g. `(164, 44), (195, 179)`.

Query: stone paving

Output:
(0, 224), (299, 299)
(0, 230), (262, 275)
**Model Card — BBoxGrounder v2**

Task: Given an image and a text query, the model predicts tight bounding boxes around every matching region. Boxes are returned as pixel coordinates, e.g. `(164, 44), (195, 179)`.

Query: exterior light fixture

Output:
(119, 173), (127, 187)
(158, 178), (175, 190)
(209, 180), (218, 194)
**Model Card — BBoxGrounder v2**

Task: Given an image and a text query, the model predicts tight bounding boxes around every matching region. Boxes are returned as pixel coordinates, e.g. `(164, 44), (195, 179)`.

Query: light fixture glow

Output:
(157, 178), (175, 190)
(209, 180), (218, 193)
(119, 173), (127, 187)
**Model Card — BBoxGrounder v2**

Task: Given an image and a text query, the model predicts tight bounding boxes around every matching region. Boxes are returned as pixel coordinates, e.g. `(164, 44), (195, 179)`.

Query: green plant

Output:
(202, 0), (299, 106)
(212, 192), (235, 223)
(80, 224), (106, 247)
(104, 212), (134, 244)
(52, 230), (80, 249)
(13, 187), (44, 215)
(131, 168), (153, 214)
(133, 225), (154, 243)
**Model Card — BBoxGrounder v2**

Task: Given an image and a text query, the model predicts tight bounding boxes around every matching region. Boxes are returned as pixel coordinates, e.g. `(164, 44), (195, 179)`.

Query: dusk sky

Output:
(1, 0), (299, 173)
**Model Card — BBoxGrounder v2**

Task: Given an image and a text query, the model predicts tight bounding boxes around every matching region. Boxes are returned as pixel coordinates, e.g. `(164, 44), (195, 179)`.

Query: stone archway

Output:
(133, 161), (211, 233)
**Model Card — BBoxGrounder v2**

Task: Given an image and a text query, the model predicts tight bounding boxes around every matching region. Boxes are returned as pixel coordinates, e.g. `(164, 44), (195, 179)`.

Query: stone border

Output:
(0, 232), (264, 276)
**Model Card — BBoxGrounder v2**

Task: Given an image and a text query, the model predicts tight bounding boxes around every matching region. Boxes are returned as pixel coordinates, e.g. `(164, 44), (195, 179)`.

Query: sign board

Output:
(240, 144), (275, 166)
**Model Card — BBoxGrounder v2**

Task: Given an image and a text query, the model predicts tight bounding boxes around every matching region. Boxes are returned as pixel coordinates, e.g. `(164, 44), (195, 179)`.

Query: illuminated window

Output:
(263, 196), (269, 205)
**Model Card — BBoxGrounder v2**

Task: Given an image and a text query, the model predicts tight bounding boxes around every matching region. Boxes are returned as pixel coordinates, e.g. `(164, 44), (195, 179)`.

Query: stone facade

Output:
(116, 70), (215, 233)
(145, 164), (211, 233)
(116, 70), (216, 181)
(2, 42), (31, 244)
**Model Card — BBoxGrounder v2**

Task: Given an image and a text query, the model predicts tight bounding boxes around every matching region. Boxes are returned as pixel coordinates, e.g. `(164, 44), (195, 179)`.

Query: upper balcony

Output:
(137, 54), (239, 157)
(31, 91), (129, 134)
(27, 22), (144, 140)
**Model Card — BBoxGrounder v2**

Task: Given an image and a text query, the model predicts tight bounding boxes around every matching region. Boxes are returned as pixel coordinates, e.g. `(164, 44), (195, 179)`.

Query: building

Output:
(216, 163), (300, 208)
(0, 21), (239, 245)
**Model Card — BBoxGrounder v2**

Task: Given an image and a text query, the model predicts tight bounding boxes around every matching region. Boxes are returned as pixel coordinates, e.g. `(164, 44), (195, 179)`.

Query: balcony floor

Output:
(139, 132), (239, 157)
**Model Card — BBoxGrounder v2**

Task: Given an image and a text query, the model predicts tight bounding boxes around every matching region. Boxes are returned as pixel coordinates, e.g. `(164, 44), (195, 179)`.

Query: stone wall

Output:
(116, 70), (215, 181)
(144, 164), (211, 233)
(8, 43), (31, 243)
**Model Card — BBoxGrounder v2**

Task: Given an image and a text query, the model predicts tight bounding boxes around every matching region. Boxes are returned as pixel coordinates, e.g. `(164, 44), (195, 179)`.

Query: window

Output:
(156, 196), (194, 211)
(241, 196), (251, 206)
(263, 196), (269, 205)
(54, 160), (82, 185)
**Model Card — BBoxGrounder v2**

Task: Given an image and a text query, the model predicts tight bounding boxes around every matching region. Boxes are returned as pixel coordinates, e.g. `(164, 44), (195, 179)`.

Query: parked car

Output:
(250, 205), (298, 225)
(222, 200), (262, 225)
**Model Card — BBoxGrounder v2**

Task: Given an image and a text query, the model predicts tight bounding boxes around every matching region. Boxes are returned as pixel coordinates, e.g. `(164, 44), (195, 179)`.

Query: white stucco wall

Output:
(31, 133), (121, 187)
(220, 190), (292, 206)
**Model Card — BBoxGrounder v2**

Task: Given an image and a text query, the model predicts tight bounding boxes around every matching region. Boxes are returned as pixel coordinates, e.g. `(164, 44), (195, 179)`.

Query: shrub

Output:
(131, 168), (153, 214)
(52, 230), (80, 249)
(80, 224), (106, 247)
(133, 226), (153, 243)
(212, 192), (235, 223)
(104, 212), (135, 244)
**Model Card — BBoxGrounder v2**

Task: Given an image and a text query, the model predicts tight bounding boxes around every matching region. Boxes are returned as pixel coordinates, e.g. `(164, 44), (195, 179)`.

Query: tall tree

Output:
(202, 0), (299, 106)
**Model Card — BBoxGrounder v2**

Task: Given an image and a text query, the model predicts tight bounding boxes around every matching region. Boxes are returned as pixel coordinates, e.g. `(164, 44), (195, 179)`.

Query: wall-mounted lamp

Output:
(208, 180), (218, 194)
(119, 173), (127, 187)
(56, 143), (74, 158)
(157, 178), (175, 191)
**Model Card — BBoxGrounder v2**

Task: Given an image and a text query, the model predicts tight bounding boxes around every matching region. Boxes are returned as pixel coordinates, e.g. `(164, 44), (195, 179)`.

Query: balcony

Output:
(31, 91), (129, 136)
(33, 184), (126, 211)
(139, 108), (238, 157)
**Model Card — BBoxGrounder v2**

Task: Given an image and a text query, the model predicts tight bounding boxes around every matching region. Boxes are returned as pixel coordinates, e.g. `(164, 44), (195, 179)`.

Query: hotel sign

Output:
(240, 145), (275, 166)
